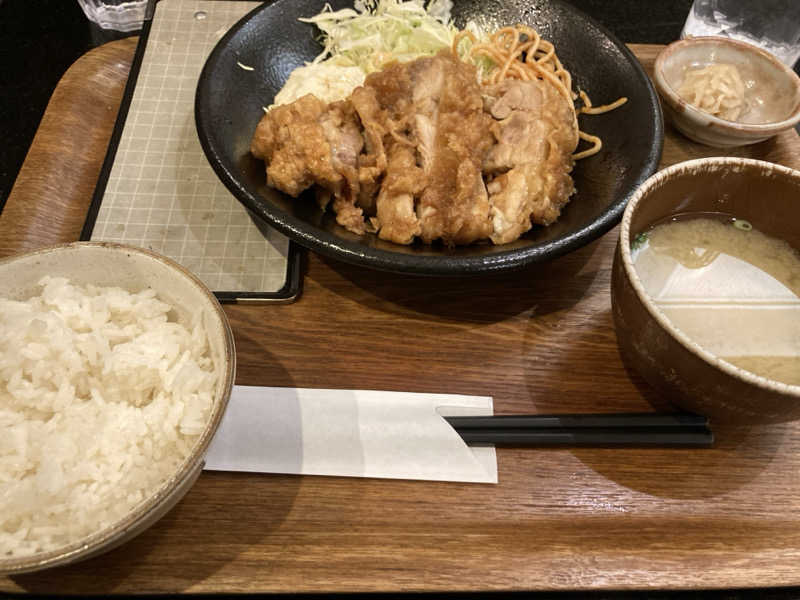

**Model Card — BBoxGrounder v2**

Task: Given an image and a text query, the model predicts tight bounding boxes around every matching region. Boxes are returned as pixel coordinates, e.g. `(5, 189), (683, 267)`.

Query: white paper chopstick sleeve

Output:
(203, 386), (497, 484)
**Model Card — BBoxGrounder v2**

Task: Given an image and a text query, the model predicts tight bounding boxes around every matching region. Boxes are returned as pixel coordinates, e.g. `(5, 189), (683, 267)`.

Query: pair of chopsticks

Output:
(445, 413), (713, 447)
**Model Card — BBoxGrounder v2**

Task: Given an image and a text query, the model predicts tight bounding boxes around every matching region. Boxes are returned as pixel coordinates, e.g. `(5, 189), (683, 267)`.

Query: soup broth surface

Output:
(632, 214), (800, 386)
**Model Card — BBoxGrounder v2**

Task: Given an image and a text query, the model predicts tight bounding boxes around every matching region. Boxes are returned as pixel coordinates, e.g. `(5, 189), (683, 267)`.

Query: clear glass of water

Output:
(682, 0), (800, 67)
(76, 0), (148, 32)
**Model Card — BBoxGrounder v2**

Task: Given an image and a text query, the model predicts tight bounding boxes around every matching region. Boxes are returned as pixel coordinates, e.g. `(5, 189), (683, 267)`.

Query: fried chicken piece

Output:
(318, 99), (363, 203)
(349, 86), (389, 217)
(366, 50), (494, 245)
(251, 94), (368, 234)
(418, 53), (493, 245)
(250, 94), (342, 198)
(482, 78), (579, 244)
(374, 144), (423, 244)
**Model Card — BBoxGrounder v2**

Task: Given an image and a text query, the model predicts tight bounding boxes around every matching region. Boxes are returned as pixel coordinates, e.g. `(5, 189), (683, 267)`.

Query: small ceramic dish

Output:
(653, 37), (800, 147)
(0, 242), (236, 575)
(611, 157), (800, 424)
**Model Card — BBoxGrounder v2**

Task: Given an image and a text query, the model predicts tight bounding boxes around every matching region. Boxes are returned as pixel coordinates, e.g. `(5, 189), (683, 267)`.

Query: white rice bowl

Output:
(0, 243), (234, 574)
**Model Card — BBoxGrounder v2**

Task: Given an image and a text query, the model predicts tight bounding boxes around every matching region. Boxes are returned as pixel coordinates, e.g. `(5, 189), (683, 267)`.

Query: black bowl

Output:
(196, 0), (663, 275)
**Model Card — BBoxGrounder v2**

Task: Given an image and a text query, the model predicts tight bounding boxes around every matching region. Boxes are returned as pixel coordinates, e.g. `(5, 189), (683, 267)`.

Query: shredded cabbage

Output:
(268, 0), (491, 108)
(299, 0), (458, 74)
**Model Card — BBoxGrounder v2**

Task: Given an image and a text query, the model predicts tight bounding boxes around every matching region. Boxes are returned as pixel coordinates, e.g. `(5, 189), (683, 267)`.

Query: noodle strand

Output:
(453, 24), (627, 159)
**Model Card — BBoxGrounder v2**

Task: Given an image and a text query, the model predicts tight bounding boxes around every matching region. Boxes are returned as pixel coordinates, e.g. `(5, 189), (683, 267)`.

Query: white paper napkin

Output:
(204, 386), (497, 484)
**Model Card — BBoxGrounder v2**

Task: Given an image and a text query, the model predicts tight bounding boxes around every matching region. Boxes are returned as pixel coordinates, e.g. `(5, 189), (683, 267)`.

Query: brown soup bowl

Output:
(611, 157), (800, 423)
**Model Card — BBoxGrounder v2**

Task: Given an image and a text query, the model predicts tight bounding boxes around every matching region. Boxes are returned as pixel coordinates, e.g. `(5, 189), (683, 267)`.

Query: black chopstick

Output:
(444, 413), (713, 447)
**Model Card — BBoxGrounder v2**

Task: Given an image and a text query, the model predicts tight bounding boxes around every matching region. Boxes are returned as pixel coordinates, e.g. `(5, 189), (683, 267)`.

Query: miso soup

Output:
(631, 214), (800, 386)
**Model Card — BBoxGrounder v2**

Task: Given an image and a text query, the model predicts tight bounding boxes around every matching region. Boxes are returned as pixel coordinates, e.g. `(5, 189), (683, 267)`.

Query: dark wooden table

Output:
(2, 39), (800, 594)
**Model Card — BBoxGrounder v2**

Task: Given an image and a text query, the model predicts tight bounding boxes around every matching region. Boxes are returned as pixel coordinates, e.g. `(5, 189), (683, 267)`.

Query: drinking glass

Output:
(681, 0), (800, 67)
(76, 0), (148, 32)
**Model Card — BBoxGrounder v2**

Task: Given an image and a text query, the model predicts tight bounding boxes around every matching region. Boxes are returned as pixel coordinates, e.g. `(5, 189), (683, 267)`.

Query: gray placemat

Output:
(90, 0), (291, 295)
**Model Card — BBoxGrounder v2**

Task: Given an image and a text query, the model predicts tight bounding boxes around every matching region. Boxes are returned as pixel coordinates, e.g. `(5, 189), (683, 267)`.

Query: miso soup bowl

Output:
(611, 157), (800, 423)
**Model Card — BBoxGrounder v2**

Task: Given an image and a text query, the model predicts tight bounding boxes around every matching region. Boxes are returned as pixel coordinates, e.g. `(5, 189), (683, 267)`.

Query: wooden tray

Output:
(2, 41), (800, 594)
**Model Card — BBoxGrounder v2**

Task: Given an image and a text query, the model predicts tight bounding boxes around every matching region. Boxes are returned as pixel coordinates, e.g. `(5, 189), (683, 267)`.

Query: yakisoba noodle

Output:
(454, 25), (627, 160)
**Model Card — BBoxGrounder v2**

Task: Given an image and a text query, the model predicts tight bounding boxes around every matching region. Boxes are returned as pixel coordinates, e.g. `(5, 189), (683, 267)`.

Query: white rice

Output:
(0, 276), (217, 558)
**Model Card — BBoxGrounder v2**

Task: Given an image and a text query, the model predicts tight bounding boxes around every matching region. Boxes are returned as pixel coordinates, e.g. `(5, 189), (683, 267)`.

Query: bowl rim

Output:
(194, 0), (664, 276)
(0, 241), (236, 575)
(653, 36), (800, 134)
(619, 157), (800, 398)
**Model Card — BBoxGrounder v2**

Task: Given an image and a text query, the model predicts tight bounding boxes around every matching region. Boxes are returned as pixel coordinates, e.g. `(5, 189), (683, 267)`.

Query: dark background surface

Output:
(1, 1), (800, 598)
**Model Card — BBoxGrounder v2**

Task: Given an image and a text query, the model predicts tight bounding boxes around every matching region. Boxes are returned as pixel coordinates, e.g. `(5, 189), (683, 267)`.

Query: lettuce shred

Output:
(299, 0), (458, 74)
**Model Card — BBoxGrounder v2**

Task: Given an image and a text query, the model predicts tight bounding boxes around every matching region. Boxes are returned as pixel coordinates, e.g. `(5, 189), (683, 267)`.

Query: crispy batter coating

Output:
(250, 50), (579, 245)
